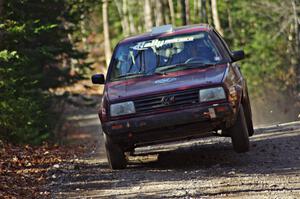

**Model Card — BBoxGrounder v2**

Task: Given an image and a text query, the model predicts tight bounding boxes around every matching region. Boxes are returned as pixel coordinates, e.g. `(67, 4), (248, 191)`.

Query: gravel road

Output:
(51, 97), (300, 198)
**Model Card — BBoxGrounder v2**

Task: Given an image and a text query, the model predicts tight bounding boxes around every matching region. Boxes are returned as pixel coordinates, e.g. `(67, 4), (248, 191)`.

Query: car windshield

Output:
(108, 32), (224, 81)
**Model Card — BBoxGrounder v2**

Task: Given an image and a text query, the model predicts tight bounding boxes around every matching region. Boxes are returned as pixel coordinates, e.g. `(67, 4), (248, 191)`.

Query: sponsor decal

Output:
(131, 37), (194, 50)
(154, 77), (177, 84)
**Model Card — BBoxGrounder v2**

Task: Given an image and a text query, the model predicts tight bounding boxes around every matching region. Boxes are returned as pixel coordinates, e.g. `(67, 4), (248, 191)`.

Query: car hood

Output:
(106, 64), (227, 102)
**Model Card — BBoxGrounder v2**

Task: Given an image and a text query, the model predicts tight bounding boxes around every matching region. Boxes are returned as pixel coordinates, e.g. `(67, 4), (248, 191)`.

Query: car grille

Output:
(134, 89), (199, 113)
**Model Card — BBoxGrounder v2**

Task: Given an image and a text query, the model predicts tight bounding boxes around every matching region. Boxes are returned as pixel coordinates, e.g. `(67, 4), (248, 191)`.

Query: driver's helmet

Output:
(156, 42), (184, 58)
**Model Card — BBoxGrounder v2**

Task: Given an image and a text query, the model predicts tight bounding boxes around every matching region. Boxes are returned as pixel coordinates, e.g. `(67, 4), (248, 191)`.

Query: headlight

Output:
(110, 101), (136, 117)
(199, 87), (226, 102)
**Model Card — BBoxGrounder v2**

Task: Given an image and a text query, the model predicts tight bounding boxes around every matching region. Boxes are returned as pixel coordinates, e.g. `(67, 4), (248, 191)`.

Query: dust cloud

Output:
(250, 91), (299, 127)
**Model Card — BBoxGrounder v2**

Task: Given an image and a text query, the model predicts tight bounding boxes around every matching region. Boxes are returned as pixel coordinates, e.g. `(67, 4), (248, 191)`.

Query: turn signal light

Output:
(228, 86), (238, 104)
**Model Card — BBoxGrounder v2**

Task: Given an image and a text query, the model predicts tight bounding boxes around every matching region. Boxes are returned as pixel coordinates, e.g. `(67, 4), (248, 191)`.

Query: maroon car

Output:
(92, 24), (254, 169)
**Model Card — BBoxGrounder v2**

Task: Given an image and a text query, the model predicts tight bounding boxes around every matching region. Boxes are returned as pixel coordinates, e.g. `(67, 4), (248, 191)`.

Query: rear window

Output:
(108, 32), (224, 81)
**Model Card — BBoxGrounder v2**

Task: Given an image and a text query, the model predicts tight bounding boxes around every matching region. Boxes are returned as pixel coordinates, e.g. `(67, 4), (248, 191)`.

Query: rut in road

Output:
(51, 100), (300, 198)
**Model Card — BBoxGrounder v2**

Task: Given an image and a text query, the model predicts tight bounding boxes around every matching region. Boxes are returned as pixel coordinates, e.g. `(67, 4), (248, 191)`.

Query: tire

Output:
(243, 99), (254, 137)
(103, 133), (127, 170)
(245, 114), (254, 137)
(228, 106), (250, 153)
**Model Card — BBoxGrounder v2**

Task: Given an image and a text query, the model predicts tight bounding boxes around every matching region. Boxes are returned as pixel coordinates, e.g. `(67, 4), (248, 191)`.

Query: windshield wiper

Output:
(153, 71), (167, 75)
(156, 62), (216, 73)
(115, 71), (166, 81)
(117, 72), (146, 79)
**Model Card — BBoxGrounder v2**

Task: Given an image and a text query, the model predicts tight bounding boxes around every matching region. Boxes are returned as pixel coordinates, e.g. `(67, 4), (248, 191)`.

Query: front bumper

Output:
(102, 103), (234, 146)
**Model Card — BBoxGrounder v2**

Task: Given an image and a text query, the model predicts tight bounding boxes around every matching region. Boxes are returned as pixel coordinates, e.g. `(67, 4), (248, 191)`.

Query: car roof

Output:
(119, 24), (213, 45)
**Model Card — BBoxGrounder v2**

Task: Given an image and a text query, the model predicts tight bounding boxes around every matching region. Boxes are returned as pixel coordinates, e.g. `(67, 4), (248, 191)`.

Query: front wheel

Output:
(103, 133), (127, 170)
(228, 106), (250, 153)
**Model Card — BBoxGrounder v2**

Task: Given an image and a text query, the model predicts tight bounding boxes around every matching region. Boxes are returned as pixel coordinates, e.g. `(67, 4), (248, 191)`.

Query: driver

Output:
(186, 39), (216, 63)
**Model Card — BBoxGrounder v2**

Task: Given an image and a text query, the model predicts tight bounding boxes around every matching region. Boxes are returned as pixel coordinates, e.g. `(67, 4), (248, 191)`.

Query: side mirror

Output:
(231, 50), (245, 62)
(91, 74), (105, 84)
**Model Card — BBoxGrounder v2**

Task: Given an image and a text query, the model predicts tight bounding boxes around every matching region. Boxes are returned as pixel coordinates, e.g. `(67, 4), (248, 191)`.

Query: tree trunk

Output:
(227, 6), (234, 36)
(144, 0), (153, 31)
(114, 0), (129, 36)
(127, 0), (136, 34)
(122, 0), (130, 36)
(211, 0), (223, 35)
(102, 0), (112, 68)
(206, 0), (212, 25)
(137, 0), (144, 33)
(0, 0), (4, 48)
(193, 0), (199, 23)
(291, 0), (300, 93)
(181, 0), (187, 25)
(162, 0), (170, 25)
(128, 11), (136, 34)
(291, 0), (299, 55)
(168, 0), (176, 25)
(200, 0), (207, 23)
(185, 0), (190, 24)
(0, 0), (3, 16)
(155, 0), (164, 26)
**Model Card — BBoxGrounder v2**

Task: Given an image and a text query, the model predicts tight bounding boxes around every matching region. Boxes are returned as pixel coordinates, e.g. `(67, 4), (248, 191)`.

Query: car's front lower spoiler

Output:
(102, 103), (234, 146)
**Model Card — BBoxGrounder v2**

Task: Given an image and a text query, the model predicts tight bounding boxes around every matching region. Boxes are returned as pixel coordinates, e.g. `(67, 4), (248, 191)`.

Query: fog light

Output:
(216, 106), (227, 112)
(112, 124), (123, 130)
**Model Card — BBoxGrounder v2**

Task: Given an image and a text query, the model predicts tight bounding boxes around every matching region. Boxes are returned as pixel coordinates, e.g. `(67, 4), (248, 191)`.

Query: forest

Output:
(0, 0), (299, 144)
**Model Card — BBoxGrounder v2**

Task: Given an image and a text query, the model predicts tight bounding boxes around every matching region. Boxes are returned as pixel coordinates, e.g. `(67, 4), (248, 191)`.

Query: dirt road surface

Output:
(51, 96), (300, 198)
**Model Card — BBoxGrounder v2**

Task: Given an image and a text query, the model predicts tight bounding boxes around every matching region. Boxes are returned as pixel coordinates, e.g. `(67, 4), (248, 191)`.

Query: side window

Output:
(212, 30), (232, 59)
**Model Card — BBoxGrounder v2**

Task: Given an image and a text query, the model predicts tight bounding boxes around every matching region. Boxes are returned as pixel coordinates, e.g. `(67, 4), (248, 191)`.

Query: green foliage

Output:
(0, 49), (51, 144)
(216, 0), (300, 122)
(220, 0), (299, 98)
(0, 0), (91, 144)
